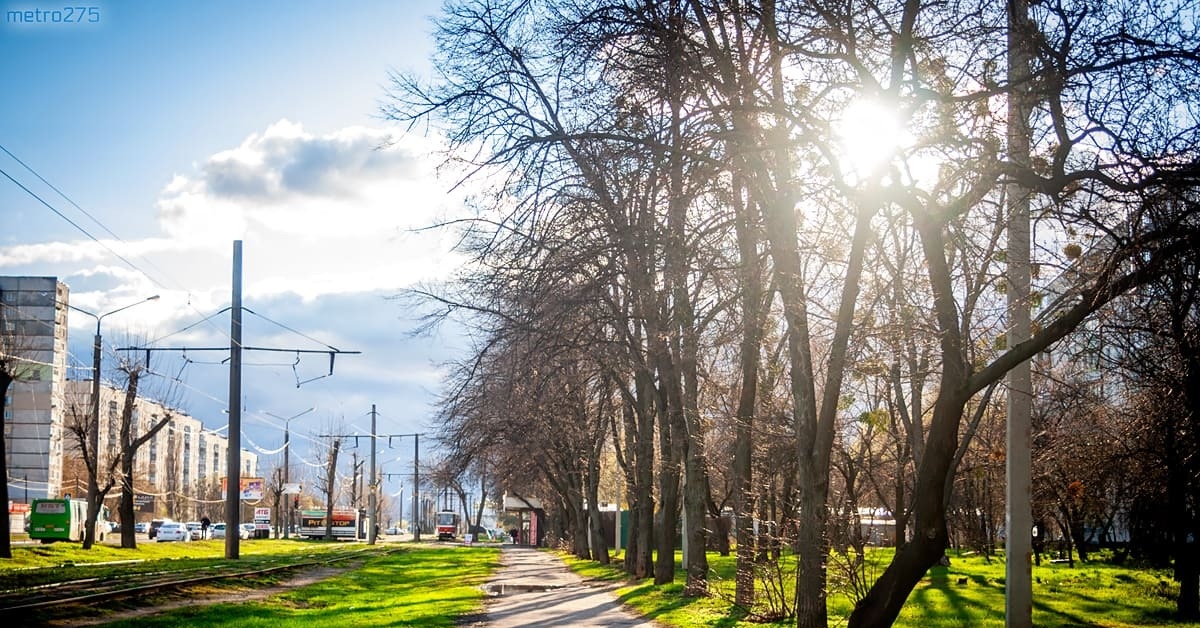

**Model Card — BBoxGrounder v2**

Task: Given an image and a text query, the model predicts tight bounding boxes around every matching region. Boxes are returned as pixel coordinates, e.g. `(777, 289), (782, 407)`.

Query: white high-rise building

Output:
(1, 276), (69, 501)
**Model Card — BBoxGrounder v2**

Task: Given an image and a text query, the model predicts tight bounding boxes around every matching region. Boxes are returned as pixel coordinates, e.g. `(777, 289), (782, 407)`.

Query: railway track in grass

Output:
(0, 545), (387, 621)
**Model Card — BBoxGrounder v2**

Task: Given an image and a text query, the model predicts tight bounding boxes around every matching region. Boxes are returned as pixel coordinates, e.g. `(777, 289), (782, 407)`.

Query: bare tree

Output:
(113, 360), (173, 549)
(390, 2), (1200, 626)
(320, 436), (342, 540)
(1106, 227), (1200, 618)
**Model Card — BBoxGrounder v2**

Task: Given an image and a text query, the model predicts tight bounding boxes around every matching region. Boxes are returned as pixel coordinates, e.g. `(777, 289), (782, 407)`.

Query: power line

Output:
(0, 142), (124, 242)
(0, 166), (156, 283)
(0, 145), (236, 347)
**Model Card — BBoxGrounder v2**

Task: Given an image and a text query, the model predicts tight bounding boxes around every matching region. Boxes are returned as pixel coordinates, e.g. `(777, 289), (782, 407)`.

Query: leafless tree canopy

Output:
(387, 0), (1200, 625)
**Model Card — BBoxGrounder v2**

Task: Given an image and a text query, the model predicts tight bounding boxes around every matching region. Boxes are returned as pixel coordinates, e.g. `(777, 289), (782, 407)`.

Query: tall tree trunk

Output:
(634, 376), (657, 578)
(0, 374), (12, 558)
(586, 461), (609, 563)
(323, 440), (340, 540)
(849, 218), (971, 627)
(733, 183), (764, 606)
(571, 489), (590, 559)
(1005, 1), (1036, 624)
(117, 370), (141, 548)
(654, 357), (682, 584)
(620, 397), (644, 575)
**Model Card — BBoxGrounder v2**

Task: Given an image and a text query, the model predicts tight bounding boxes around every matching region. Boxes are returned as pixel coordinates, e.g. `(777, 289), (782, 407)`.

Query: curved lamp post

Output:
(66, 294), (159, 546)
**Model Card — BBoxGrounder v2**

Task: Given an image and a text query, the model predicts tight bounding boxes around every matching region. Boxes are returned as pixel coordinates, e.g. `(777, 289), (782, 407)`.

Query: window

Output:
(183, 426), (192, 485)
(199, 435), (207, 478)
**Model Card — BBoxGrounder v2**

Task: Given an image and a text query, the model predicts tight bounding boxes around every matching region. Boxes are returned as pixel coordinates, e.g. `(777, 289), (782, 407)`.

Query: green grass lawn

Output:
(1, 540), (501, 627)
(1, 538), (332, 570)
(95, 544), (501, 627)
(562, 548), (1200, 628)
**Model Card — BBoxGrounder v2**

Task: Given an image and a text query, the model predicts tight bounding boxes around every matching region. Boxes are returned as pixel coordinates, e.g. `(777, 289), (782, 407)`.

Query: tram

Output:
(435, 510), (460, 541)
(28, 497), (109, 543)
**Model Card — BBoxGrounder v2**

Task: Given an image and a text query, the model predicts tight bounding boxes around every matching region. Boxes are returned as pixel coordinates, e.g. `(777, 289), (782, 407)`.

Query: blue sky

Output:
(1, 0), (467, 500)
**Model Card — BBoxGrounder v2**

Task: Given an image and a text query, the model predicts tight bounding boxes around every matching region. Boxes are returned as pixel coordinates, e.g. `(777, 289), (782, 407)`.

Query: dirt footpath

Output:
(466, 546), (659, 628)
(54, 564), (354, 626)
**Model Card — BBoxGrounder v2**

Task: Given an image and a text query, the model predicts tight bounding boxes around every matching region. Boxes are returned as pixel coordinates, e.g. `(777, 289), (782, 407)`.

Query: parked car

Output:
(211, 522), (227, 539)
(156, 522), (191, 542)
(134, 522), (149, 534)
(384, 527), (402, 535)
(185, 521), (204, 540)
(239, 523), (256, 539)
(148, 518), (168, 539)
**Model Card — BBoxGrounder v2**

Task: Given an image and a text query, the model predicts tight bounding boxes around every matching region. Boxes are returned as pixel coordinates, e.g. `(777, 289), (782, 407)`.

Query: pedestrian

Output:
(509, 528), (519, 545)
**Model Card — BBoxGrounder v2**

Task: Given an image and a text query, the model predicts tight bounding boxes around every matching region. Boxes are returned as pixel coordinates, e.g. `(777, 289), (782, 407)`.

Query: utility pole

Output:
(110, 240), (357, 555)
(368, 404), (378, 545)
(266, 407), (313, 540)
(226, 240), (243, 560)
(321, 428), (422, 541)
(413, 433), (420, 542)
(351, 450), (360, 509)
(1006, 2), (1034, 626)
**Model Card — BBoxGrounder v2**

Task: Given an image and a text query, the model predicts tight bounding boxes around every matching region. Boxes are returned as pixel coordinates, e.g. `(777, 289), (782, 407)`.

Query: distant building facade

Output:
(62, 381), (257, 519)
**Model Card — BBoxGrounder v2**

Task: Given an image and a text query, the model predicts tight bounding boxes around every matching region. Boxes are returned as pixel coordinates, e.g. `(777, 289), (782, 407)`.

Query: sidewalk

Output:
(466, 545), (659, 628)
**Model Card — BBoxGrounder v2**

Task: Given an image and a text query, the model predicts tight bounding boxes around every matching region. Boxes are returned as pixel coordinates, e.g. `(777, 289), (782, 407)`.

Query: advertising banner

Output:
(221, 477), (266, 500)
(134, 494), (155, 513)
(254, 507), (271, 530)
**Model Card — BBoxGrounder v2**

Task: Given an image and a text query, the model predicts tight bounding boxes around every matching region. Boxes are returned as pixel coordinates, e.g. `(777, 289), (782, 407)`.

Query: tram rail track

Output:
(0, 545), (386, 618)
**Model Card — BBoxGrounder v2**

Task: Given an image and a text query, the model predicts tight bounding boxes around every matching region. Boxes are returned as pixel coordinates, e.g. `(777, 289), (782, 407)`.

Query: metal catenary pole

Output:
(226, 240), (243, 560)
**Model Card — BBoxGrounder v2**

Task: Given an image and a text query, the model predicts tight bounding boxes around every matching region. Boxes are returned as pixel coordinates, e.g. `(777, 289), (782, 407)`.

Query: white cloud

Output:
(148, 119), (462, 300)
(3, 119), (467, 361)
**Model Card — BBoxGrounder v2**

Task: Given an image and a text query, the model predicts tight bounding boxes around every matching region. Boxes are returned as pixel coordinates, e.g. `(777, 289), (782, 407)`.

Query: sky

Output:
(0, 0), (468, 497)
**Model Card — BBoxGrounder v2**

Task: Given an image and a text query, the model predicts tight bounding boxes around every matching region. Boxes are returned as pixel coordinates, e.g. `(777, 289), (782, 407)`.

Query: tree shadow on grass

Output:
(907, 565), (1008, 624)
(1030, 596), (1106, 627)
(618, 584), (693, 617)
(618, 583), (757, 628)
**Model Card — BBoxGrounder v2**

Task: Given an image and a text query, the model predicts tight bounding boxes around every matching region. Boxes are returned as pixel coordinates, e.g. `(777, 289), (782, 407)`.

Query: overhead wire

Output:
(2, 145), (373, 486)
(0, 144), (237, 347)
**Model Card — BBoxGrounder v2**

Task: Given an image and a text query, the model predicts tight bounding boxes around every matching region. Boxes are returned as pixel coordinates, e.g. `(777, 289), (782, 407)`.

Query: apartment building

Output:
(0, 276), (69, 500)
(2, 275), (256, 514)
(62, 380), (257, 516)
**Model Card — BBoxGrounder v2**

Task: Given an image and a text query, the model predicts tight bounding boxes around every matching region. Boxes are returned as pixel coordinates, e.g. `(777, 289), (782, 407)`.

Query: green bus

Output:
(28, 498), (109, 543)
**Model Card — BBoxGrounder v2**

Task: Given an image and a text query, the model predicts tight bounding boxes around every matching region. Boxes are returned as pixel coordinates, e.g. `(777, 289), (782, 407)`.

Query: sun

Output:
(834, 99), (911, 182)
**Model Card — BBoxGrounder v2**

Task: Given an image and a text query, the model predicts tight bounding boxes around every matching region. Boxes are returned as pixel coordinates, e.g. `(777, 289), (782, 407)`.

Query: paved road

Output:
(471, 545), (659, 628)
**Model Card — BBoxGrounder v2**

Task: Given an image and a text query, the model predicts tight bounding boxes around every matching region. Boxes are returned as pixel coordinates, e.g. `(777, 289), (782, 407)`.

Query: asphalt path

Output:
(470, 545), (659, 628)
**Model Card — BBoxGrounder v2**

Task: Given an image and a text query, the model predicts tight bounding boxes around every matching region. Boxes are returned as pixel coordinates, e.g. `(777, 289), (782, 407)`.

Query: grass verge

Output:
(560, 548), (1200, 628)
(96, 544), (501, 627)
(0, 539), (362, 589)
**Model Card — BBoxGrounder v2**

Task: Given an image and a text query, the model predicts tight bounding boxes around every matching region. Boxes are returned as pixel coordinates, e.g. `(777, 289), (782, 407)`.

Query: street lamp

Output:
(66, 294), (159, 546)
(265, 407), (314, 539)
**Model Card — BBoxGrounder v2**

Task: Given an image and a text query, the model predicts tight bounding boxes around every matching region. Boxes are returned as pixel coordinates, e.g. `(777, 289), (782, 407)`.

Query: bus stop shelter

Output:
(502, 493), (546, 547)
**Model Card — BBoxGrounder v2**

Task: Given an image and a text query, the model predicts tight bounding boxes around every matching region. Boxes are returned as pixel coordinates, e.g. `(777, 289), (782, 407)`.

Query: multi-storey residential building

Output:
(63, 380), (257, 518)
(2, 275), (256, 516)
(1, 276), (69, 500)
